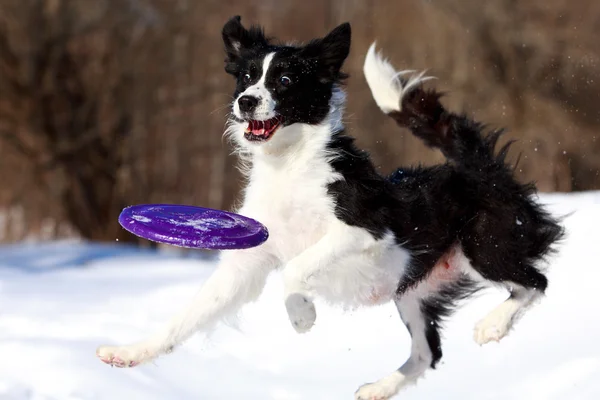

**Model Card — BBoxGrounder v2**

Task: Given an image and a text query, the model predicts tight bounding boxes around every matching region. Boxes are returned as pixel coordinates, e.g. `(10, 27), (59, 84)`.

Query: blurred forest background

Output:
(1, 0), (599, 244)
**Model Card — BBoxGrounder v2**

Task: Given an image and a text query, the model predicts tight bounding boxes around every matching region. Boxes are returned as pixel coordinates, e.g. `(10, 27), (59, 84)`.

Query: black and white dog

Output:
(97, 17), (564, 399)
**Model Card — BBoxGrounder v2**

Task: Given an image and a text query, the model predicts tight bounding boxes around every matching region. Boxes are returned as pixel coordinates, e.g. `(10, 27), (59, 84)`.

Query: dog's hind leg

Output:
(454, 214), (554, 345)
(355, 254), (477, 400)
(447, 239), (547, 345)
(355, 288), (438, 400)
(472, 280), (542, 345)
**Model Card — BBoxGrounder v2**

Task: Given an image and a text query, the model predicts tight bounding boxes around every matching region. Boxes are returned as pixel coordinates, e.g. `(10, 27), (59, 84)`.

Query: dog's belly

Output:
(312, 243), (469, 308)
(311, 236), (410, 308)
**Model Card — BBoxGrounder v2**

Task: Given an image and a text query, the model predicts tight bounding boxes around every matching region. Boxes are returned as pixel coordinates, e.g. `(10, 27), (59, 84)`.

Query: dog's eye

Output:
(280, 76), (292, 86)
(243, 73), (252, 83)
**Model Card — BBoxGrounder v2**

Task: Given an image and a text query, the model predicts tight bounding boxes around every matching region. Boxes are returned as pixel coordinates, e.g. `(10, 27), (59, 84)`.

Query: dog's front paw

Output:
(285, 292), (316, 333)
(96, 343), (157, 368)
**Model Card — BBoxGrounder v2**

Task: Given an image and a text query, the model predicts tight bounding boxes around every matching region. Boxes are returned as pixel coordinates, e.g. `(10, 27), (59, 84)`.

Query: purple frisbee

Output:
(118, 204), (269, 250)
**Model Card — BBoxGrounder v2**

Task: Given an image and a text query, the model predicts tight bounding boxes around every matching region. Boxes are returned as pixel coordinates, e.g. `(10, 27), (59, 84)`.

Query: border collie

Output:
(97, 16), (564, 400)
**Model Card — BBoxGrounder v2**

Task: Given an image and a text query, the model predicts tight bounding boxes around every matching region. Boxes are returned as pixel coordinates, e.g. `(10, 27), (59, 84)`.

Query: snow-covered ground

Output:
(1, 192), (600, 400)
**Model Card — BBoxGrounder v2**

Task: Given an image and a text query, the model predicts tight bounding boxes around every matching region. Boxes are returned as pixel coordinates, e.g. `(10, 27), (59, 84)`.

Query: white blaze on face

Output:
(233, 52), (277, 121)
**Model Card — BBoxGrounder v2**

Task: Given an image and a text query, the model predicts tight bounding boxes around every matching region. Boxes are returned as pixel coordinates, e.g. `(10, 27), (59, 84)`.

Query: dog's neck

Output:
(238, 89), (347, 214)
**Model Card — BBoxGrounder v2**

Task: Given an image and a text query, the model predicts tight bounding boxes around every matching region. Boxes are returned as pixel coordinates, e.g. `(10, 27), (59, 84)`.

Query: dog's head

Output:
(222, 16), (351, 150)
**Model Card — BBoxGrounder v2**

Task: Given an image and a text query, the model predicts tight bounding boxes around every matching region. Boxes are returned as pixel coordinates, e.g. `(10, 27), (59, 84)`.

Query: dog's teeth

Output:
(244, 118), (279, 141)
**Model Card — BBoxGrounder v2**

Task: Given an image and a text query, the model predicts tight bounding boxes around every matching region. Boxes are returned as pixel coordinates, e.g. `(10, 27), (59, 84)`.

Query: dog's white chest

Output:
(239, 159), (338, 261)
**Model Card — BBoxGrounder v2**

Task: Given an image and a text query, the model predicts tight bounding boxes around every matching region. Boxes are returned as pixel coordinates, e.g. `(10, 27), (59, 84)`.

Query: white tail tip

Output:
(363, 42), (434, 114)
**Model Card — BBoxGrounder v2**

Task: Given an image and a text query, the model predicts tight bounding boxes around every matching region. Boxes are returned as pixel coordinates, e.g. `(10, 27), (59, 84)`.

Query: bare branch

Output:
(0, 128), (38, 159)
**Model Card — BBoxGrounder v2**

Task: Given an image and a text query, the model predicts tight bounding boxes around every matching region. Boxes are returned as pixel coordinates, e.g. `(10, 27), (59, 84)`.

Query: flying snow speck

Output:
(516, 218), (523, 226)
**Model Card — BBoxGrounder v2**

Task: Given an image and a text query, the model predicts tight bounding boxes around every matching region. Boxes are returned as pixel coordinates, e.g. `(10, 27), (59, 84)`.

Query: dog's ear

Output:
(300, 22), (351, 82)
(222, 16), (268, 62)
(319, 22), (352, 72)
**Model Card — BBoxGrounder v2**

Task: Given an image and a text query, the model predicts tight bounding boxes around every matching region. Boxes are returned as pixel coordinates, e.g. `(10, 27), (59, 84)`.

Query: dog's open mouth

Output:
(244, 117), (282, 142)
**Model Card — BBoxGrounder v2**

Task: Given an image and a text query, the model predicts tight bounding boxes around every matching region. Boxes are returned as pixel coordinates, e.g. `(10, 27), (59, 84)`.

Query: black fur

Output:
(420, 278), (481, 368)
(222, 16), (564, 387)
(222, 16), (351, 126)
(389, 87), (564, 290)
(325, 86), (563, 378)
(324, 83), (564, 377)
(327, 87), (564, 295)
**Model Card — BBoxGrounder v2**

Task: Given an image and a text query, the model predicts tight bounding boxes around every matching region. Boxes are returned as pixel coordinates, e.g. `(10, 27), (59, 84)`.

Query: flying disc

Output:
(118, 204), (269, 250)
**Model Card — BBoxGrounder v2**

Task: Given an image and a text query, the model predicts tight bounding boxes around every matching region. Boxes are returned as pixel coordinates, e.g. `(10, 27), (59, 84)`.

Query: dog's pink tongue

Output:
(250, 120), (270, 136)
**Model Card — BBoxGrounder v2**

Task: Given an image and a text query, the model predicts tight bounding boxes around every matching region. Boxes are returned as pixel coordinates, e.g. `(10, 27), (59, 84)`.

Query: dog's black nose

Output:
(238, 95), (259, 113)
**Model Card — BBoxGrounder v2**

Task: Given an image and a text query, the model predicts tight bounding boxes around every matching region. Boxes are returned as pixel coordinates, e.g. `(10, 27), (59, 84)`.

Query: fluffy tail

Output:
(363, 43), (512, 169)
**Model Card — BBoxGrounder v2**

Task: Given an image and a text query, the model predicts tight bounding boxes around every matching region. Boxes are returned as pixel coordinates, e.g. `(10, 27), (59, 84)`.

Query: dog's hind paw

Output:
(473, 311), (512, 345)
(285, 292), (316, 333)
(355, 380), (399, 400)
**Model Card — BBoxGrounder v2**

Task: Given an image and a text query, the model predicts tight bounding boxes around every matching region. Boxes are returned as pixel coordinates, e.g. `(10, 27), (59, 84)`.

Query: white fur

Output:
(354, 291), (432, 399)
(450, 248), (544, 345)
(233, 52), (277, 121)
(355, 249), (466, 399)
(96, 43), (543, 400)
(97, 247), (278, 365)
(283, 225), (408, 332)
(473, 283), (541, 345)
(363, 42), (432, 114)
(97, 81), (410, 366)
(355, 371), (409, 400)
(97, 44), (452, 398)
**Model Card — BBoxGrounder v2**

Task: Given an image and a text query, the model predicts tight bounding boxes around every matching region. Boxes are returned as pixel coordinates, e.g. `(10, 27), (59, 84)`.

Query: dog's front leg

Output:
(283, 221), (373, 333)
(96, 248), (278, 367)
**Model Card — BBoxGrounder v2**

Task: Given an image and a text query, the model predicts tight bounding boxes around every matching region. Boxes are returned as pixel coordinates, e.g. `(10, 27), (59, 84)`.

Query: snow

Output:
(1, 192), (600, 400)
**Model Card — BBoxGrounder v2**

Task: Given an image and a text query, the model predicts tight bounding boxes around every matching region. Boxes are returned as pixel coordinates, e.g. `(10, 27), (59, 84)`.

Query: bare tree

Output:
(1, 0), (599, 244)
(0, 0), (160, 243)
